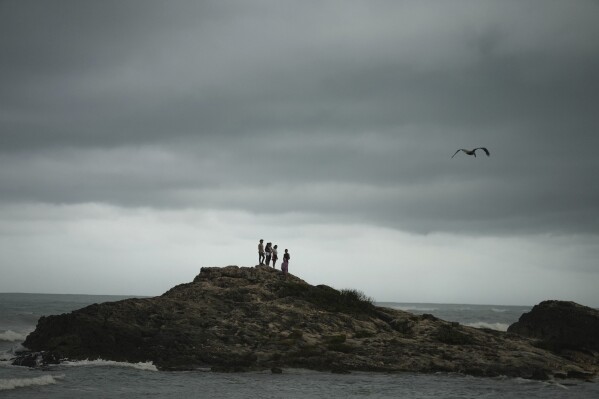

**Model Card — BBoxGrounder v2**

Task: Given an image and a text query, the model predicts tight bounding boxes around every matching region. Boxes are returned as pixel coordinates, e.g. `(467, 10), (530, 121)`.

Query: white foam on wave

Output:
(391, 306), (439, 312)
(0, 374), (64, 391)
(513, 377), (570, 389)
(0, 330), (29, 342)
(466, 322), (510, 331)
(0, 351), (13, 363)
(0, 344), (27, 362)
(61, 359), (158, 371)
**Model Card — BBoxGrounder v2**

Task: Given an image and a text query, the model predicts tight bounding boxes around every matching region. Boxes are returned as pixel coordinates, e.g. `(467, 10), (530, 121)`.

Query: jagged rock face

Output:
(19, 266), (599, 379)
(508, 300), (599, 352)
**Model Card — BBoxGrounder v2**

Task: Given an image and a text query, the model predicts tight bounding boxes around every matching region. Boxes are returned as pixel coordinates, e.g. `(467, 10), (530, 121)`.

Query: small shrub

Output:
(277, 283), (375, 316)
(340, 289), (374, 306)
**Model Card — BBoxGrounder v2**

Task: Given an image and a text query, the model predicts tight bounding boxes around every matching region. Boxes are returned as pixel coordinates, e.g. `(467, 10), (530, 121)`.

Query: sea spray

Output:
(0, 330), (29, 342)
(0, 374), (64, 391)
(61, 359), (158, 371)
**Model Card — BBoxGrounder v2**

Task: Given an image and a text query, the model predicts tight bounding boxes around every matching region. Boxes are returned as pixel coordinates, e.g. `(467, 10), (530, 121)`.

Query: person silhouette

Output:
(271, 245), (279, 268)
(281, 249), (290, 278)
(265, 242), (272, 266)
(258, 239), (265, 265)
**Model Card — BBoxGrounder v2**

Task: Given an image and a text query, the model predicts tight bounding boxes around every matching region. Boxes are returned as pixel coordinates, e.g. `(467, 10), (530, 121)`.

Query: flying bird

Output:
(451, 147), (490, 158)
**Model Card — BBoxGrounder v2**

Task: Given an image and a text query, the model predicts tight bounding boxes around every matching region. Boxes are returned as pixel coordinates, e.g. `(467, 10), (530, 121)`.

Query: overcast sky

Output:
(1, 1), (598, 306)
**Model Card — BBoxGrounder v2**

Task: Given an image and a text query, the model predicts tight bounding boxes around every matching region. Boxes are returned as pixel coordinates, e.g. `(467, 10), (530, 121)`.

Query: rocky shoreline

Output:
(14, 266), (599, 380)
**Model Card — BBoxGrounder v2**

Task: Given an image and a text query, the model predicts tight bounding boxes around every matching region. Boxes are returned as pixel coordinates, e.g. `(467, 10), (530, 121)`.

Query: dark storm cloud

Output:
(1, 1), (599, 235)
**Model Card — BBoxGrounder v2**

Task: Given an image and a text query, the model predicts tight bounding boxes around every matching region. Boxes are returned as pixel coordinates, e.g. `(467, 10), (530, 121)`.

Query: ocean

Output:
(1, 293), (597, 398)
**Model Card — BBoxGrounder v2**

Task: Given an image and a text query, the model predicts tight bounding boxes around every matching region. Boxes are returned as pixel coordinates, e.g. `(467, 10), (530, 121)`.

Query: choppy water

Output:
(377, 302), (531, 332)
(1, 293), (597, 398)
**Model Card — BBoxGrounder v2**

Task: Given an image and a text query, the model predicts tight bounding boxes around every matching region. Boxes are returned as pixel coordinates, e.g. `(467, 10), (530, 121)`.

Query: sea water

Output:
(1, 293), (597, 398)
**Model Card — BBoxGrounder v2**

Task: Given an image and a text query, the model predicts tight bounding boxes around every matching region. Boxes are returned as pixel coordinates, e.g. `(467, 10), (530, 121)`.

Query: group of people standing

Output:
(258, 239), (290, 277)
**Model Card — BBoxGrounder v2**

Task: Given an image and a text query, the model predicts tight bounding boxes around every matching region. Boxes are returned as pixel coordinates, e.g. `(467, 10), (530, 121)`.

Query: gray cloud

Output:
(1, 0), (599, 238)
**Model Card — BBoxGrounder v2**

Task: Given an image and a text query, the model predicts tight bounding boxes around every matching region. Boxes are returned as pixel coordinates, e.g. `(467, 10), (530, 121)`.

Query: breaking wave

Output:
(0, 330), (28, 342)
(0, 374), (63, 391)
(466, 322), (510, 331)
(61, 359), (158, 371)
(391, 305), (439, 312)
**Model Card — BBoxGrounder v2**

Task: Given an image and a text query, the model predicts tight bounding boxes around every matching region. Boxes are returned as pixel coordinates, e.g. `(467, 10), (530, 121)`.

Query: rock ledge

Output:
(16, 266), (599, 380)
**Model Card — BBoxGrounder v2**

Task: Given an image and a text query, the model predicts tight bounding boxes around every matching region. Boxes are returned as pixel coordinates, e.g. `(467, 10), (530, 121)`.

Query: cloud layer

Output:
(1, 1), (598, 303)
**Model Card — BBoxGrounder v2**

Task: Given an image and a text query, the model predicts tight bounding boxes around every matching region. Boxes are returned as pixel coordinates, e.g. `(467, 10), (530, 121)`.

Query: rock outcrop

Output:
(508, 300), (599, 351)
(507, 300), (599, 377)
(17, 266), (599, 380)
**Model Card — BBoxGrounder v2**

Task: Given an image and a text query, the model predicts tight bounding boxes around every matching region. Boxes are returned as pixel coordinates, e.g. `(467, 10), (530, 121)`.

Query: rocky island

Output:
(16, 266), (599, 380)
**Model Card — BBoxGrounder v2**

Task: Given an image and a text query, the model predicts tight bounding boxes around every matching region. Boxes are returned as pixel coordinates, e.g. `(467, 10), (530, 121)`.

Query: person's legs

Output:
(282, 262), (288, 278)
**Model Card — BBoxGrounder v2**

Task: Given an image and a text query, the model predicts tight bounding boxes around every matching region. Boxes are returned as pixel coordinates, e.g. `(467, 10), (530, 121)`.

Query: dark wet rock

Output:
(435, 324), (474, 345)
(421, 313), (438, 321)
(12, 351), (61, 368)
(18, 266), (599, 380)
(508, 300), (599, 352)
(389, 318), (415, 335)
(529, 368), (551, 381)
(566, 369), (595, 380)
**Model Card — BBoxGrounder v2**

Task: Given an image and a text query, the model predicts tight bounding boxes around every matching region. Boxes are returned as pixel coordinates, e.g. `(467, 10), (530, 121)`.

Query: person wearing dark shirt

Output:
(265, 242), (272, 266)
(258, 239), (265, 265)
(282, 249), (290, 278)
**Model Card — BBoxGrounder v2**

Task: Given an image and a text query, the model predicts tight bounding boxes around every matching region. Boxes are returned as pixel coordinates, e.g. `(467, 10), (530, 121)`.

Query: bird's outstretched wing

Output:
(476, 147), (490, 156)
(451, 149), (462, 158)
